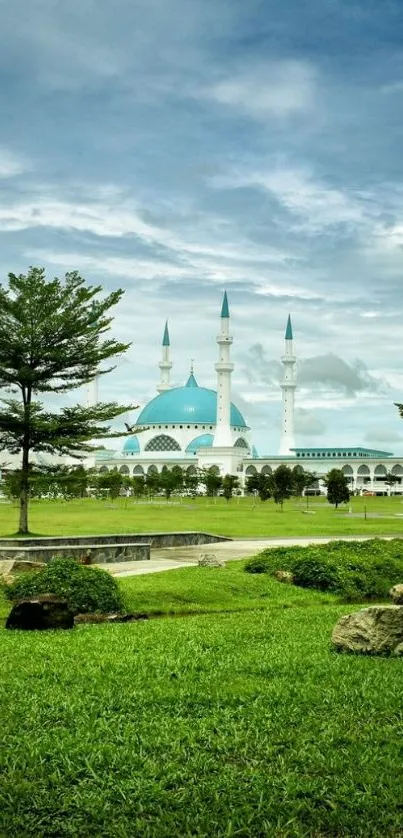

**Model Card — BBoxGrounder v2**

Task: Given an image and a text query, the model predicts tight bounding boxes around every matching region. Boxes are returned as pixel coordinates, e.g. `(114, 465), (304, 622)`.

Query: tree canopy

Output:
(0, 267), (137, 532)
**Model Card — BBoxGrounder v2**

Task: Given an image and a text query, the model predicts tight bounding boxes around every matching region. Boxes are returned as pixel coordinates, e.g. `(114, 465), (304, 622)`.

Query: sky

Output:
(1, 0), (403, 454)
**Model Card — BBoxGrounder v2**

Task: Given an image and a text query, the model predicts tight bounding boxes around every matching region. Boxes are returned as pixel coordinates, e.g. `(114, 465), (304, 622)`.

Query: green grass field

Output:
(2, 494), (403, 538)
(1, 562), (403, 836)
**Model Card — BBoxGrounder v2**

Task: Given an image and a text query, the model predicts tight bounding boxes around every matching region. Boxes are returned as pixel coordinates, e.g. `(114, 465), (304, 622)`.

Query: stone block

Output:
(332, 605), (403, 656)
(6, 595), (74, 631)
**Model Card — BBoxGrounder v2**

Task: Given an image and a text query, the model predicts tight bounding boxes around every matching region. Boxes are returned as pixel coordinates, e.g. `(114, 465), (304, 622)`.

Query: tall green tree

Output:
(245, 471), (272, 501)
(221, 473), (239, 501)
(200, 467), (223, 497)
(272, 464), (294, 510)
(291, 465), (317, 497)
(323, 468), (350, 508)
(0, 267), (138, 533)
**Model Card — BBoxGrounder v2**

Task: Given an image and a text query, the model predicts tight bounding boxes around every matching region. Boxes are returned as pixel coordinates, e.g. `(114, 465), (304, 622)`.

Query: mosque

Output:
(92, 292), (403, 496)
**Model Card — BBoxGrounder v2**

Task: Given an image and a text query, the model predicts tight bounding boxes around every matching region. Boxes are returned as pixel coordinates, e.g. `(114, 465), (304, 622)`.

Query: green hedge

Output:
(244, 539), (403, 600)
(4, 558), (123, 615)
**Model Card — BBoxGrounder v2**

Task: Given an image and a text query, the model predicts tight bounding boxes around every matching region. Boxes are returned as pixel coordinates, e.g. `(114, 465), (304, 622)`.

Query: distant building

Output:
(88, 293), (403, 495)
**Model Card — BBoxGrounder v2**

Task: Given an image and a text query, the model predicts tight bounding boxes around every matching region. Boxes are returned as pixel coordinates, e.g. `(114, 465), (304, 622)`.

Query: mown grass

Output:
(0, 561), (336, 623)
(2, 494), (403, 538)
(1, 601), (403, 837)
(1, 562), (403, 836)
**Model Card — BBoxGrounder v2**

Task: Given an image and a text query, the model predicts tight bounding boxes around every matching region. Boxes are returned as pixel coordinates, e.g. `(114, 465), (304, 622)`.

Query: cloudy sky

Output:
(1, 0), (403, 454)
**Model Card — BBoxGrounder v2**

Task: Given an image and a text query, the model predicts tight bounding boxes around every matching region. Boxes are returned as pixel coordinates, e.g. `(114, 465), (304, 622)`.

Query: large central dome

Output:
(136, 374), (247, 428)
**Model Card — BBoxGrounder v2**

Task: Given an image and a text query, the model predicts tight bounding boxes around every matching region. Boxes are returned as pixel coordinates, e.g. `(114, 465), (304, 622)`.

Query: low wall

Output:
(0, 532), (231, 550)
(0, 543), (150, 565)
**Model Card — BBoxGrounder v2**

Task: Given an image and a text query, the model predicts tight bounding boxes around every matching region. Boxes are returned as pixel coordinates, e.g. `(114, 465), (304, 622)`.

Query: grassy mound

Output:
(244, 538), (403, 600)
(4, 558), (123, 615)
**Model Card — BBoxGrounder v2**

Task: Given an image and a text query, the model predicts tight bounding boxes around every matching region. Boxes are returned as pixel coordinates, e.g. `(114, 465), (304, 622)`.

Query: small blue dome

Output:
(136, 385), (247, 428)
(122, 435), (140, 454)
(186, 433), (214, 454)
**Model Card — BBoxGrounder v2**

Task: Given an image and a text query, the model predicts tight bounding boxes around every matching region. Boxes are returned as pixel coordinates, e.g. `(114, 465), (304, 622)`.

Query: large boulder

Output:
(198, 553), (225, 568)
(12, 560), (47, 573)
(274, 570), (294, 584)
(331, 606), (403, 656)
(389, 584), (403, 605)
(6, 595), (74, 631)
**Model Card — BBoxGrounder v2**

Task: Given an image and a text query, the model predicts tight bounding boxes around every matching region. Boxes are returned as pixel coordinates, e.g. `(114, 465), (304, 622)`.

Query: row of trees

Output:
(3, 463), (351, 508)
(2, 464), (232, 502)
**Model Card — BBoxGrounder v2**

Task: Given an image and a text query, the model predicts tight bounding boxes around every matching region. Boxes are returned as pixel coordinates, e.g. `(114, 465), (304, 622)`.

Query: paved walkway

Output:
(103, 535), (382, 577)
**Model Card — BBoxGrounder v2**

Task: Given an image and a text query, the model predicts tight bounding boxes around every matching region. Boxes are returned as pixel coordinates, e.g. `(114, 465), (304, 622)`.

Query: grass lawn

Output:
(2, 494), (403, 538)
(1, 562), (403, 836)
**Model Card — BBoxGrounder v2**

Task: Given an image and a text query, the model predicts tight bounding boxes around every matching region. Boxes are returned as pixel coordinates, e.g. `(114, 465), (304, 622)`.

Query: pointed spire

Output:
(221, 291), (229, 319)
(285, 314), (293, 341)
(185, 372), (198, 388)
(162, 320), (170, 347)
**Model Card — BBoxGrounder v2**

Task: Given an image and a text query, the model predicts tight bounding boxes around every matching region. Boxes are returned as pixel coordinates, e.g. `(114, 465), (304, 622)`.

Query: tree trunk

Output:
(18, 442), (30, 534)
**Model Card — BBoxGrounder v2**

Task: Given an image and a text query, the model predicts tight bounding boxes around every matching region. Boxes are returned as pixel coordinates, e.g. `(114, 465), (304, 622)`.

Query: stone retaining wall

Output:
(0, 543), (150, 565)
(0, 531), (230, 550)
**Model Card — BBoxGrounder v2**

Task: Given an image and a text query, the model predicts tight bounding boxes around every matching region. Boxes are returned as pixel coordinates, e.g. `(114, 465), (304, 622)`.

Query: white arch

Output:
(374, 464), (387, 476)
(245, 465), (257, 476)
(133, 465), (144, 475)
(119, 465), (130, 475)
(342, 465), (353, 475)
(357, 465), (370, 476)
(392, 464), (403, 476)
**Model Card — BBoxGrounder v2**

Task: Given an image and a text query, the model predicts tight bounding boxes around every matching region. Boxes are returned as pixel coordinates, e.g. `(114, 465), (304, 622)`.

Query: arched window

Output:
(392, 464), (403, 476)
(99, 466), (109, 473)
(374, 465), (386, 480)
(234, 437), (249, 449)
(119, 466), (130, 475)
(245, 466), (257, 476)
(145, 435), (181, 452)
(147, 465), (158, 475)
(133, 465), (144, 475)
(261, 465), (272, 475)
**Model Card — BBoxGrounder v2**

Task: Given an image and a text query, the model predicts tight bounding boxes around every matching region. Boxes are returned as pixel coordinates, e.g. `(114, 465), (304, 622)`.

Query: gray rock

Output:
(389, 584), (403, 605)
(12, 560), (46, 572)
(274, 570), (294, 584)
(198, 553), (225, 568)
(6, 595), (74, 631)
(331, 606), (403, 656)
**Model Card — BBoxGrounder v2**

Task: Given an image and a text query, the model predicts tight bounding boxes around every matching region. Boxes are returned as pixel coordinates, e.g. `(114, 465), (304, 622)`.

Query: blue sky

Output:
(1, 0), (403, 453)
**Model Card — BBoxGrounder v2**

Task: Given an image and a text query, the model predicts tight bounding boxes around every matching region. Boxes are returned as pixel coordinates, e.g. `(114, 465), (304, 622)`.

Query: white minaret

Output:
(157, 321), (172, 393)
(279, 314), (296, 455)
(213, 291), (234, 447)
(86, 373), (99, 407)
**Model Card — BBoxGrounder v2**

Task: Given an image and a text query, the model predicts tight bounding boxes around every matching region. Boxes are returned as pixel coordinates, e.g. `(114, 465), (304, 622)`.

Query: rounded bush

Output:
(244, 539), (403, 600)
(5, 558), (123, 615)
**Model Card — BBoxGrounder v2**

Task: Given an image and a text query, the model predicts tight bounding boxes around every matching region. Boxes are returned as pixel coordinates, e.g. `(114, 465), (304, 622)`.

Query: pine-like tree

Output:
(0, 267), (139, 533)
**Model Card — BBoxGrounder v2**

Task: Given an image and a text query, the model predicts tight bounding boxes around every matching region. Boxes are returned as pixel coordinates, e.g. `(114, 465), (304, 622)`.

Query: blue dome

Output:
(136, 385), (247, 428)
(186, 433), (214, 454)
(122, 435), (140, 454)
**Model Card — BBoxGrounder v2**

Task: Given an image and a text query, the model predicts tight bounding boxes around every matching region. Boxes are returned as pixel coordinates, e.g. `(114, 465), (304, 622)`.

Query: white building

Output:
(91, 293), (403, 495)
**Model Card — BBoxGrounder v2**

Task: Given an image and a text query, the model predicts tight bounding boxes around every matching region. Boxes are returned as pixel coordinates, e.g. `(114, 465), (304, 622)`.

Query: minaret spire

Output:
(157, 320), (172, 392)
(213, 291), (234, 447)
(279, 314), (296, 455)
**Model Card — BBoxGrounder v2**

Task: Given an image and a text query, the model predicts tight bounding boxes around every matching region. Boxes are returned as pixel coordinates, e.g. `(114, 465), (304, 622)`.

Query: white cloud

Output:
(207, 60), (317, 119)
(0, 148), (27, 178)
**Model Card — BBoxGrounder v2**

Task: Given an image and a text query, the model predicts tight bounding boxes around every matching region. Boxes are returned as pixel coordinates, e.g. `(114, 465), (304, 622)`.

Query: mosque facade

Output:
(91, 293), (403, 496)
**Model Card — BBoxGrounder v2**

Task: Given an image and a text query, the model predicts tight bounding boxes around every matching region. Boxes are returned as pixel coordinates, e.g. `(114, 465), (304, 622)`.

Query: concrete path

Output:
(103, 535), (384, 578)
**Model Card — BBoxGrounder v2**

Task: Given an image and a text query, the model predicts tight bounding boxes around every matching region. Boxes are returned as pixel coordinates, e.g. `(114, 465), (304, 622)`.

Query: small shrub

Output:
(244, 539), (403, 600)
(5, 558), (123, 615)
